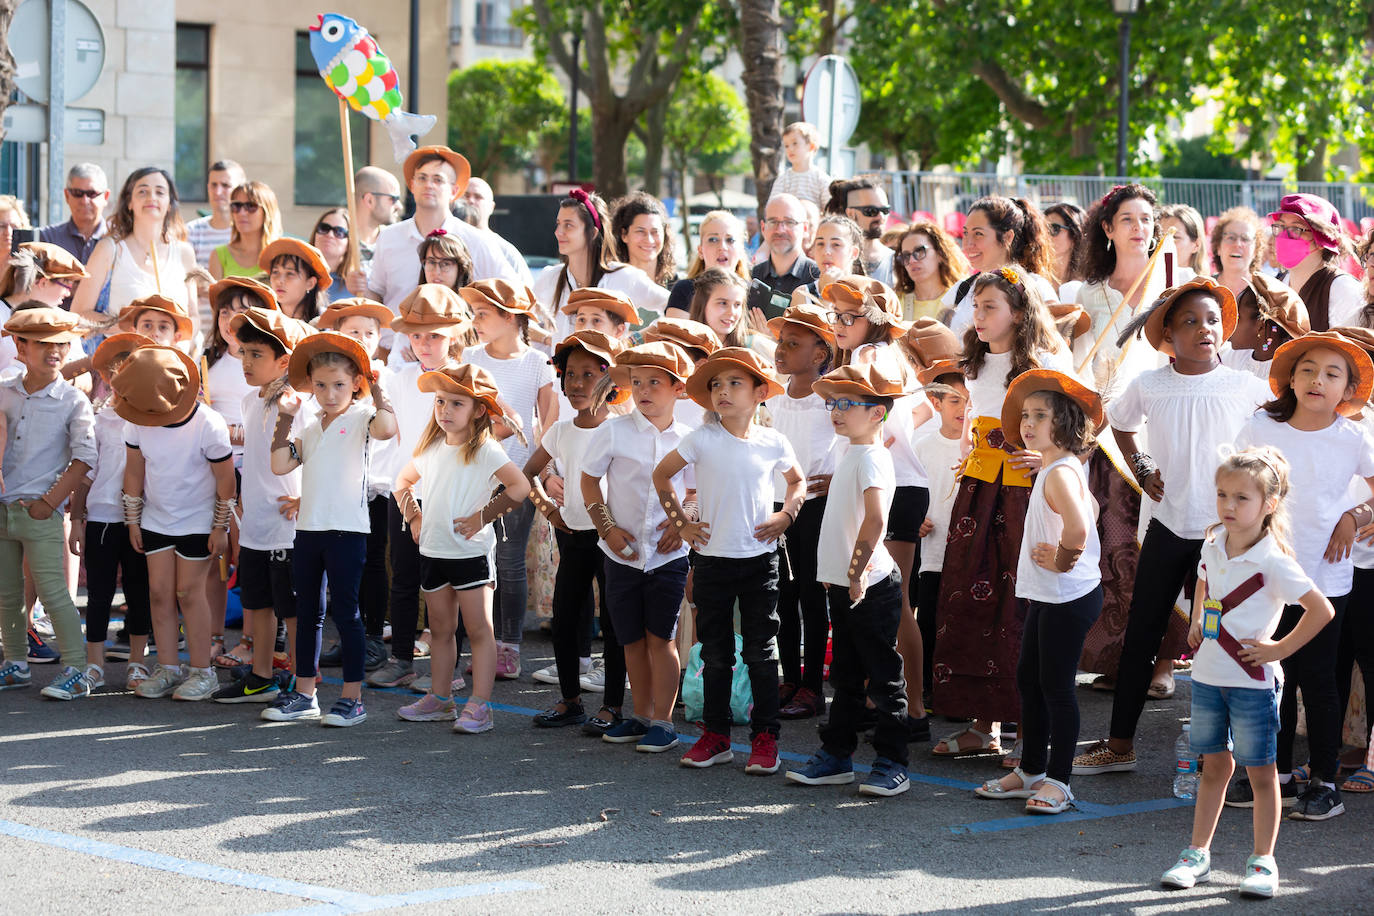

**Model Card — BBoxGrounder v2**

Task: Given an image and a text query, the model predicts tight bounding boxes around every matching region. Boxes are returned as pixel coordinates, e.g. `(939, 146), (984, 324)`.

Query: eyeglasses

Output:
(65, 188), (102, 199)
(230, 201), (261, 214)
(824, 398), (881, 412)
(1221, 233), (1254, 245)
(412, 173), (453, 187)
(851, 206), (891, 218)
(763, 217), (801, 230)
(1046, 222), (1072, 237)
(899, 247), (930, 263)
(1270, 224), (1311, 240)
(423, 257), (459, 270)
(827, 310), (864, 326)
(316, 223), (349, 239)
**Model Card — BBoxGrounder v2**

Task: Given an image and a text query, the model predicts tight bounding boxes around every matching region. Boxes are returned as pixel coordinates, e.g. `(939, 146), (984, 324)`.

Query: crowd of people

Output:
(5, 117), (1374, 899)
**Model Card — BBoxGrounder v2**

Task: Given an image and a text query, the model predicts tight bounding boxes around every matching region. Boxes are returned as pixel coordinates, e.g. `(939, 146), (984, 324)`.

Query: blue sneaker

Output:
(635, 724), (680, 753)
(40, 665), (92, 700)
(260, 690), (321, 721)
(786, 749), (855, 786)
(0, 660), (32, 690)
(321, 697), (367, 727)
(858, 756), (910, 797)
(602, 717), (650, 744)
(26, 629), (59, 664)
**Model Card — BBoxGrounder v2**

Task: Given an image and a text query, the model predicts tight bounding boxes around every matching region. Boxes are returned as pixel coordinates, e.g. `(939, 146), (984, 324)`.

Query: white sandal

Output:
(975, 766), (1045, 800)
(933, 726), (1001, 757)
(1026, 777), (1075, 815)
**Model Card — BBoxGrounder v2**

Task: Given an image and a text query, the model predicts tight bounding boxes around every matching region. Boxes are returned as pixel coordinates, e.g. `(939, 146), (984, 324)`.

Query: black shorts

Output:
(141, 529), (211, 560)
(884, 485), (929, 544)
(420, 554), (493, 592)
(604, 555), (689, 644)
(237, 547), (297, 619)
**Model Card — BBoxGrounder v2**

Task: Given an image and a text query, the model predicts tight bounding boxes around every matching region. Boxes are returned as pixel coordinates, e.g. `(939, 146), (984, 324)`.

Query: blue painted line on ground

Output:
(949, 795), (1191, 834)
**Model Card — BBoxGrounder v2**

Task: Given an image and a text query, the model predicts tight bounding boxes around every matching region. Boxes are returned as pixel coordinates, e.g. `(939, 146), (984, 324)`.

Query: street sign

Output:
(2, 103), (105, 145)
(12, 0), (106, 103)
(800, 55), (861, 176)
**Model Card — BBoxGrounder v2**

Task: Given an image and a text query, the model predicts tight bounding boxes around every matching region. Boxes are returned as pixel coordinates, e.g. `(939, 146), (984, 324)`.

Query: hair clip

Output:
(997, 266), (1023, 287)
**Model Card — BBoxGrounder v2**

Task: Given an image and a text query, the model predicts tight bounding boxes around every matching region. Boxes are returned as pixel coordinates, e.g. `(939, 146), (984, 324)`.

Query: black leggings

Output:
(777, 497), (829, 692)
(83, 521), (151, 643)
(1277, 592), (1349, 782)
(360, 495), (389, 638)
(1337, 567), (1374, 737)
(916, 571), (941, 698)
(1018, 587), (1103, 783)
(386, 496), (424, 661)
(552, 528), (607, 701)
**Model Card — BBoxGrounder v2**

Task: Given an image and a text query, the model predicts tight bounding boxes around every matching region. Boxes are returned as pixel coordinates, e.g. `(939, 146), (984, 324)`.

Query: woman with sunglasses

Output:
(311, 208), (360, 301)
(1043, 203), (1087, 305)
(208, 181), (282, 283)
(891, 221), (968, 322)
(1267, 193), (1360, 331)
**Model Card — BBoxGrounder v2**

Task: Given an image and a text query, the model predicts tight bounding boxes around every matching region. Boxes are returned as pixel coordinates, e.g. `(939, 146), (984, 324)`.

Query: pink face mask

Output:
(1275, 236), (1312, 269)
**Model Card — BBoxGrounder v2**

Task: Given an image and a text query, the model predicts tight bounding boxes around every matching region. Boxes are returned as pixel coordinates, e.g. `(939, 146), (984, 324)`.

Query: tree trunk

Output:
(642, 96), (667, 196)
(0, 0), (18, 145)
(819, 0), (837, 56)
(1296, 137), (1327, 183)
(591, 102), (636, 199)
(739, 0), (785, 217)
(679, 164), (691, 250)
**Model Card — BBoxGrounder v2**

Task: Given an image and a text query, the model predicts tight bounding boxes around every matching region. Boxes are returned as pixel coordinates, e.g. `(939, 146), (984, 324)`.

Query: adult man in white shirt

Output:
(463, 177), (496, 230)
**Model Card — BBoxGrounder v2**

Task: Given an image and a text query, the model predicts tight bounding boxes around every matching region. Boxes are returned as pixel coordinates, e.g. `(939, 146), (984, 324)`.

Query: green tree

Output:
(447, 59), (566, 180)
(664, 72), (749, 241)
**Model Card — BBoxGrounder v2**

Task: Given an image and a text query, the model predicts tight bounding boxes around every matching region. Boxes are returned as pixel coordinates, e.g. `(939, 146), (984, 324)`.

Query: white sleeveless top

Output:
(108, 239), (189, 317)
(1016, 454), (1101, 604)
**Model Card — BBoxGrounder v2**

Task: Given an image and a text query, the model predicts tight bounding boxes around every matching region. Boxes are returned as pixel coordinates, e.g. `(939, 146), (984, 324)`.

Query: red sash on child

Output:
(1204, 571), (1267, 682)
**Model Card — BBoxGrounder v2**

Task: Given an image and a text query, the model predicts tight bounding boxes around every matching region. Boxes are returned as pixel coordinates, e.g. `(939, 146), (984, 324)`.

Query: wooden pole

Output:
(339, 97), (362, 273)
(148, 238), (162, 295)
(1076, 226), (1177, 374)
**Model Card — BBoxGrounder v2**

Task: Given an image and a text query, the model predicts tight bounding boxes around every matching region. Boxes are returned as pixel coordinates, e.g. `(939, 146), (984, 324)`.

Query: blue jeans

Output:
(492, 498), (536, 645)
(1190, 680), (1281, 768)
(691, 550), (781, 738)
(293, 530), (366, 683)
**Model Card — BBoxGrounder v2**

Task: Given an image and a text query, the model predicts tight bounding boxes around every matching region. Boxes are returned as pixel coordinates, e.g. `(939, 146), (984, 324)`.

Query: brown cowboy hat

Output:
(1000, 368), (1107, 449)
(766, 302), (837, 348)
(1249, 274), (1310, 340)
(92, 332), (153, 380)
(458, 278), (539, 318)
(287, 330), (374, 395)
(117, 294), (194, 340)
(258, 238), (331, 289)
(684, 346), (784, 410)
(1142, 277), (1238, 355)
(392, 284), (470, 334)
(812, 363), (906, 405)
(2, 305), (84, 343)
(554, 329), (622, 367)
(562, 287), (639, 327)
(1048, 303), (1091, 342)
(417, 363), (504, 418)
(821, 274), (905, 339)
(315, 298), (396, 331)
(903, 317), (962, 385)
(230, 306), (314, 353)
(403, 146), (472, 194)
(641, 317), (721, 358)
(609, 340), (695, 390)
(110, 345), (202, 427)
(209, 276), (278, 312)
(1269, 330), (1374, 417)
(1, 242), (88, 291)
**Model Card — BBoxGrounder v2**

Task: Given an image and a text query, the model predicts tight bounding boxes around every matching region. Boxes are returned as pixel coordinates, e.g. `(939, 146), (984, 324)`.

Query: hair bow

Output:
(426, 228), (448, 238)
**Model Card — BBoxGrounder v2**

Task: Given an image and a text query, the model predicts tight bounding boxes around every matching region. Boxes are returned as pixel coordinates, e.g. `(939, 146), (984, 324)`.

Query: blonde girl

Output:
(209, 181), (282, 281)
(664, 210), (749, 317)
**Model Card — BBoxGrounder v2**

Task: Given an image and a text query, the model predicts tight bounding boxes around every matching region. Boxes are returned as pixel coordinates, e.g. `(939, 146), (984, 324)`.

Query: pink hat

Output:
(1268, 193), (1342, 252)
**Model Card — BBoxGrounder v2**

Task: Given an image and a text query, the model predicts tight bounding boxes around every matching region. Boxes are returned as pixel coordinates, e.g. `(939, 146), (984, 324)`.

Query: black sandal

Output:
(581, 705), (622, 736)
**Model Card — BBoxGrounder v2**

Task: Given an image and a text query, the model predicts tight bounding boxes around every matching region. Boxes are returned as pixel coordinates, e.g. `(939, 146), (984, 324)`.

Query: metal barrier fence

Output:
(881, 172), (1374, 227)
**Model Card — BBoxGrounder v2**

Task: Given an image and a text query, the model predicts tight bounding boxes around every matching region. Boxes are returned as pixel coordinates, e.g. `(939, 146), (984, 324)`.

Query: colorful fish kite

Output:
(309, 13), (436, 163)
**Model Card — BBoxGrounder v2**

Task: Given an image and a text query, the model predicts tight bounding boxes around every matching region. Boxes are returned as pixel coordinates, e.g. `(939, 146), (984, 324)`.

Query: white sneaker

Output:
(532, 663), (561, 685)
(1239, 855), (1278, 899)
(135, 664), (186, 698)
(1161, 847), (1211, 889)
(173, 667), (219, 701)
(31, 603), (55, 639)
(579, 658), (606, 693)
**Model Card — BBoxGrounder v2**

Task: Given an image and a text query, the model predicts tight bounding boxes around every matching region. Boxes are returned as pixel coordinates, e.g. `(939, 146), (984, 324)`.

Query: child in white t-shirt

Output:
(393, 364), (529, 734)
(1160, 447), (1332, 899)
(653, 347), (804, 775)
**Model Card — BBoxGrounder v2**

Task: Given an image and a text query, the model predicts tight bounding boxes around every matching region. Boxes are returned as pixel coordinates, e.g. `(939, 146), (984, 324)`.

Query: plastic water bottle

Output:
(1173, 724), (1199, 799)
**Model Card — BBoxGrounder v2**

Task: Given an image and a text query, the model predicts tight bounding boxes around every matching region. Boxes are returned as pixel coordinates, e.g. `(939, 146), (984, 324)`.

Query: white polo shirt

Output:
(296, 401), (375, 534)
(239, 391), (306, 552)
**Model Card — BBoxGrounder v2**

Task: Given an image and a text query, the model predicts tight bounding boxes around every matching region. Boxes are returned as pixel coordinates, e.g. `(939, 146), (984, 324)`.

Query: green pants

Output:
(0, 503), (84, 668)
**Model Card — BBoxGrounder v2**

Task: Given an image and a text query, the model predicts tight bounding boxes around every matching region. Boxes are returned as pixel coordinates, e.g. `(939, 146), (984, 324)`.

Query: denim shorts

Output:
(1189, 679), (1281, 767)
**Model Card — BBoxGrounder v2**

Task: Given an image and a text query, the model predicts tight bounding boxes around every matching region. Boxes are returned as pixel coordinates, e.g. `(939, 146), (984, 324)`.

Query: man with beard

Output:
(842, 178), (895, 286)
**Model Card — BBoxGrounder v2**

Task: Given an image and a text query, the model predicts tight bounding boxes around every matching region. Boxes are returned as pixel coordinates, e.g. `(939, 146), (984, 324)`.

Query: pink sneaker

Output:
(453, 699), (494, 733)
(495, 644), (521, 680)
(397, 693), (457, 722)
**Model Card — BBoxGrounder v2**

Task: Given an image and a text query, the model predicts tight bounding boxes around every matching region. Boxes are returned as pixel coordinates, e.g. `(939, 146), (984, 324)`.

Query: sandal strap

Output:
(1031, 776), (1074, 803)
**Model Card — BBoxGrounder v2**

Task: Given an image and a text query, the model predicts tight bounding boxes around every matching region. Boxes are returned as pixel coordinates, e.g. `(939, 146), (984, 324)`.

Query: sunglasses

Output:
(852, 206), (891, 218)
(316, 223), (349, 239)
(1047, 222), (1072, 237)
(899, 247), (930, 263)
(230, 201), (261, 214)
(66, 188), (102, 199)
(825, 398), (881, 412)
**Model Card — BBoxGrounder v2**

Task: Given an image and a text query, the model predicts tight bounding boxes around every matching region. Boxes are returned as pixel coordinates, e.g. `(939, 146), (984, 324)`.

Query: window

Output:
(474, 0), (524, 47)
(294, 31), (369, 206)
(174, 24), (210, 199)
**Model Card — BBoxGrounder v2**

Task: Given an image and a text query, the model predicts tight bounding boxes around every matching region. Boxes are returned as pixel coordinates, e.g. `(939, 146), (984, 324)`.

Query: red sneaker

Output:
(680, 730), (734, 768)
(746, 732), (780, 775)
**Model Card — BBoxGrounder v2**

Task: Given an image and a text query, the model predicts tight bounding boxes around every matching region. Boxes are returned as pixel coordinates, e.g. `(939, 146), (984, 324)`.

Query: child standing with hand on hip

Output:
(1160, 448), (1333, 899)
(653, 347), (805, 774)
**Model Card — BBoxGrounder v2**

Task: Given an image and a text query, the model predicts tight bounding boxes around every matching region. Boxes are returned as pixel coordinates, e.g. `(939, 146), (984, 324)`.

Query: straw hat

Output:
(1142, 277), (1238, 354)
(391, 284), (469, 334)
(1000, 368), (1106, 449)
(315, 298), (396, 331)
(554, 329), (622, 367)
(417, 363), (504, 418)
(287, 330), (374, 395)
(641, 317), (721, 357)
(117, 294), (194, 339)
(562, 287), (639, 327)
(609, 340), (695, 390)
(258, 238), (331, 289)
(684, 346), (784, 410)
(110, 345), (202, 427)
(766, 302), (837, 348)
(458, 278), (539, 317)
(1269, 330), (1374, 417)
(403, 145), (471, 194)
(91, 332), (153, 380)
(229, 307), (314, 353)
(209, 277), (278, 312)
(812, 362), (905, 404)
(3, 305), (84, 343)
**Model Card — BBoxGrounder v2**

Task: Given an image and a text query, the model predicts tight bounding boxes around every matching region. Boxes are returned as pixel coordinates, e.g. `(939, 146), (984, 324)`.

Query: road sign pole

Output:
(47, 0), (67, 225)
(827, 56), (839, 175)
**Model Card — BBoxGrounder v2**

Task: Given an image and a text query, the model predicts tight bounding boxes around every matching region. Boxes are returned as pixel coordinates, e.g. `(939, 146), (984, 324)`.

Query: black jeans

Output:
(386, 496), (424, 662)
(1337, 567), (1374, 732)
(777, 497), (829, 692)
(822, 573), (909, 765)
(552, 528), (610, 702)
(360, 494), (389, 638)
(1276, 592), (1349, 782)
(294, 530), (366, 682)
(1018, 587), (1103, 783)
(1110, 520), (1201, 741)
(916, 571), (942, 698)
(83, 521), (151, 642)
(691, 550), (781, 737)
